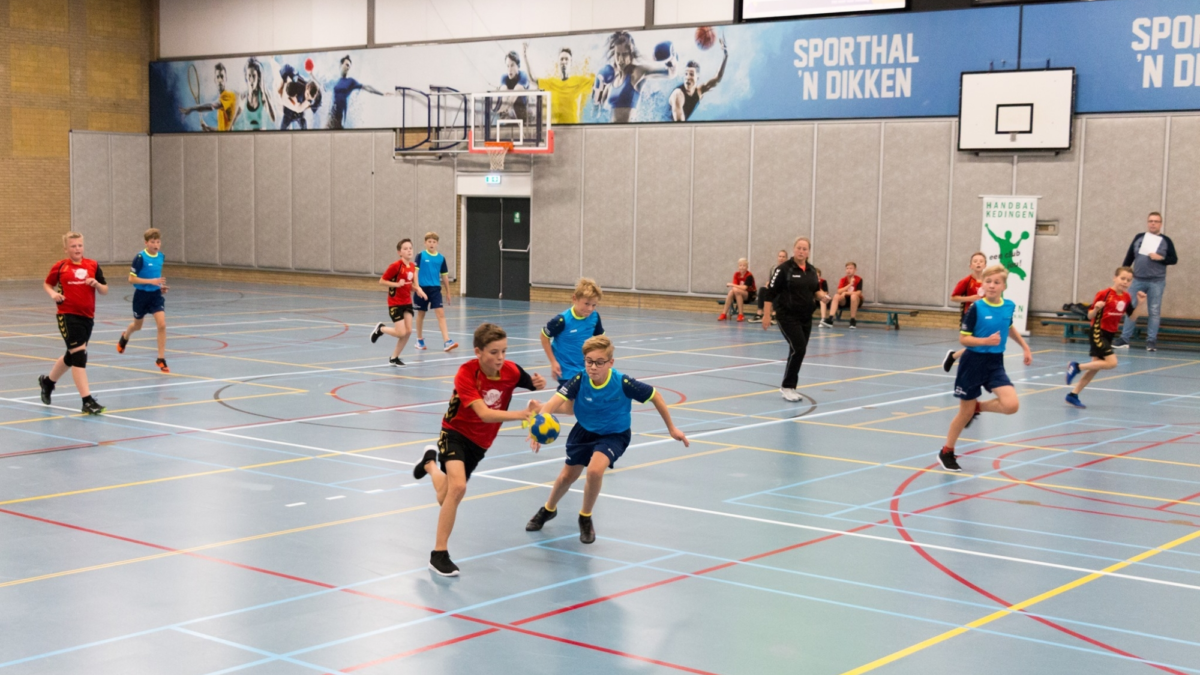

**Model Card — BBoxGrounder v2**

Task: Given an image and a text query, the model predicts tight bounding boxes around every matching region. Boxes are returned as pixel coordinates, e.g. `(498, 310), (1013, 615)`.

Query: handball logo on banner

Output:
(983, 200), (1036, 281)
(1132, 15), (1200, 88)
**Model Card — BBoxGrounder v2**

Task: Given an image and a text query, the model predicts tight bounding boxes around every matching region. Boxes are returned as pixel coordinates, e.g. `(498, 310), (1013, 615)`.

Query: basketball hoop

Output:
(484, 141), (513, 171)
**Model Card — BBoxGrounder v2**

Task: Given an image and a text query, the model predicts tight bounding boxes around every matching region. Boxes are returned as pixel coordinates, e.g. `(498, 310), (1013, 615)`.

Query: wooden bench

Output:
(1040, 315), (1090, 343)
(824, 305), (919, 330)
(1041, 315), (1200, 350)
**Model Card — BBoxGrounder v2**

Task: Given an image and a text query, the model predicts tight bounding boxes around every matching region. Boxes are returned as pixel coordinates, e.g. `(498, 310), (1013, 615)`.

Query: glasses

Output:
(585, 358), (611, 367)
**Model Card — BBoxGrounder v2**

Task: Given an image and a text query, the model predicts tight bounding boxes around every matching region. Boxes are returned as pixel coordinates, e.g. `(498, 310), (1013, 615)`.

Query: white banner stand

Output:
(979, 196), (1039, 335)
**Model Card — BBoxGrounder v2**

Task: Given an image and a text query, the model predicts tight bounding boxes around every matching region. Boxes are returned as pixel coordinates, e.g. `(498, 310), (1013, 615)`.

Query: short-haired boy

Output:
(412, 322), (545, 576)
(834, 262), (864, 329)
(754, 249), (788, 323)
(938, 265), (1032, 472)
(413, 232), (457, 352)
(815, 266), (834, 328)
(525, 335), (689, 543)
(1065, 266), (1146, 408)
(39, 233), (109, 415)
(942, 251), (988, 372)
(719, 258), (756, 322)
(371, 238), (427, 366)
(117, 228), (170, 373)
(541, 278), (604, 384)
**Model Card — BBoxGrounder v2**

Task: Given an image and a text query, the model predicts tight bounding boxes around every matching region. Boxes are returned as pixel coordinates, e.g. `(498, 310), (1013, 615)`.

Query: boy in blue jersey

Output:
(540, 278), (604, 384)
(117, 229), (170, 373)
(525, 335), (688, 543)
(413, 232), (457, 352)
(939, 265), (1032, 472)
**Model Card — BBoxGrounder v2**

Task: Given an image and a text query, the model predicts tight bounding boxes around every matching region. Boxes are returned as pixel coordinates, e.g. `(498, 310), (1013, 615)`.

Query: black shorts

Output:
(953, 351), (1013, 400)
(57, 314), (94, 350)
(564, 425), (631, 468)
(437, 428), (488, 480)
(388, 304), (413, 323)
(1090, 327), (1115, 359)
(132, 289), (165, 319)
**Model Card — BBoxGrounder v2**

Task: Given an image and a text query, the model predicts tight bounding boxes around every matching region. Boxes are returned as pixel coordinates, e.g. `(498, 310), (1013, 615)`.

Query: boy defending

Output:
(938, 265), (1032, 472)
(942, 252), (987, 372)
(540, 278), (604, 384)
(412, 323), (545, 576)
(371, 238), (427, 366)
(117, 228), (170, 373)
(413, 232), (457, 352)
(38, 233), (109, 415)
(1065, 267), (1146, 408)
(525, 336), (689, 544)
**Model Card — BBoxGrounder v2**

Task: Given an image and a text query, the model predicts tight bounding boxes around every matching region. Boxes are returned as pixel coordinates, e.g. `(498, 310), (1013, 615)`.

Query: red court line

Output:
(1016, 484), (1198, 519)
(949, 492), (1200, 528)
(340, 629), (499, 672)
(1156, 489), (1200, 511)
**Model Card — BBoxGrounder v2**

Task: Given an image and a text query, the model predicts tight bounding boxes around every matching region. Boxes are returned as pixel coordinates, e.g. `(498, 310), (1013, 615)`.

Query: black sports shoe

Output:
(937, 450), (962, 472)
(942, 350), (957, 373)
(849, 318), (857, 329)
(412, 447), (437, 480)
(117, 333), (128, 354)
(526, 506), (557, 531)
(963, 401), (981, 428)
(81, 397), (106, 416)
(156, 358), (170, 373)
(38, 375), (55, 405)
(579, 515), (596, 544)
(370, 323), (385, 344)
(389, 357), (405, 367)
(428, 550), (460, 577)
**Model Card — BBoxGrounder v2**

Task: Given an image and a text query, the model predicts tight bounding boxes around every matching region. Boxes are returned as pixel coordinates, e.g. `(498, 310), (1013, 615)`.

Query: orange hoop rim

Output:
(468, 130), (556, 155)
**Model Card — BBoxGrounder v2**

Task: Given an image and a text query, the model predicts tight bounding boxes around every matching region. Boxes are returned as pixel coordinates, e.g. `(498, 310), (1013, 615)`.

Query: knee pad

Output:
(65, 349), (87, 368)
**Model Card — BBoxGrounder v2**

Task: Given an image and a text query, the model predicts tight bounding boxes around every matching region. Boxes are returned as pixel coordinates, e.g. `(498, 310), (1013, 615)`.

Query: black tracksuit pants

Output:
(777, 313), (812, 389)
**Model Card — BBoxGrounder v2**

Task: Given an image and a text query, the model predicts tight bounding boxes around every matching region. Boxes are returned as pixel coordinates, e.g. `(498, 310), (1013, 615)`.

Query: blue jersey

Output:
(960, 298), (1015, 354)
(130, 249), (163, 293)
(331, 77), (362, 124)
(556, 369), (655, 435)
(544, 308), (605, 381)
(415, 250), (448, 288)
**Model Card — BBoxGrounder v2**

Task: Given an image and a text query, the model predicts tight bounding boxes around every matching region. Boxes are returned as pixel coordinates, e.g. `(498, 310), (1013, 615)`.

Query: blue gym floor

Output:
(2, 279), (1198, 675)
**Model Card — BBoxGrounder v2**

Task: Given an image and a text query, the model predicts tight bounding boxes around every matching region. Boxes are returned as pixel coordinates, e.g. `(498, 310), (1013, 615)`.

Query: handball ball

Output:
(528, 413), (561, 445)
(653, 41), (674, 62)
(304, 58), (314, 72)
(695, 26), (716, 50)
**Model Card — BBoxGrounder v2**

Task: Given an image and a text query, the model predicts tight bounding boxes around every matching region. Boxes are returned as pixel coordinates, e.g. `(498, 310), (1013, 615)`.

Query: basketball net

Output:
(485, 141), (512, 171)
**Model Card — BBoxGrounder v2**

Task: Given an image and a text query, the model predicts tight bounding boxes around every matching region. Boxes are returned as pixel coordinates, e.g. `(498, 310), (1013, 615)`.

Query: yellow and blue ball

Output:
(527, 413), (561, 445)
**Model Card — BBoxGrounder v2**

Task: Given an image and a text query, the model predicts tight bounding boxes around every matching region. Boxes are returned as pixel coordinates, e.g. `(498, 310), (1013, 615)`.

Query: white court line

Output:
(0, 318), (295, 341)
(325, 495), (345, 501)
(285, 502), (305, 507)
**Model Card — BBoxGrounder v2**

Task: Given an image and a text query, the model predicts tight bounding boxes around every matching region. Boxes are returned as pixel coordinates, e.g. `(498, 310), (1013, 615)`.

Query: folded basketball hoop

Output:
(484, 141), (513, 171)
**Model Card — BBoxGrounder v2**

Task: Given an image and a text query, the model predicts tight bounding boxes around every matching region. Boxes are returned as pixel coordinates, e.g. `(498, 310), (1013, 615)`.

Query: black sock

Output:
(82, 395), (95, 403)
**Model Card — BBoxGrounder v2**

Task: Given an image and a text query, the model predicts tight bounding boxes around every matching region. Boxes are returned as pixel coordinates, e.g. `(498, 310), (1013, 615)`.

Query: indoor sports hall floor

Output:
(2, 279), (1199, 675)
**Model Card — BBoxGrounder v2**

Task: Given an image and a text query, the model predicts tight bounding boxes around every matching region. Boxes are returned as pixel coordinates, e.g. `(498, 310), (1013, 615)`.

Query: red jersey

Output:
(733, 271), (756, 292)
(1091, 288), (1133, 333)
(952, 275), (983, 316)
(443, 360), (534, 449)
(383, 260), (416, 306)
(45, 258), (105, 318)
(838, 275), (863, 292)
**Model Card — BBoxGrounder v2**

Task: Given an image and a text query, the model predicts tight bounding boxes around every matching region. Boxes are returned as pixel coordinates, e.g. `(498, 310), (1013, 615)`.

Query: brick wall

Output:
(0, 0), (152, 280)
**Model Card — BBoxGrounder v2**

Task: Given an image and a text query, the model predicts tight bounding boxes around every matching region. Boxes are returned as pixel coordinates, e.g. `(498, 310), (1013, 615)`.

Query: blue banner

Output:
(1022, 0), (1200, 113)
(149, 6), (1019, 133)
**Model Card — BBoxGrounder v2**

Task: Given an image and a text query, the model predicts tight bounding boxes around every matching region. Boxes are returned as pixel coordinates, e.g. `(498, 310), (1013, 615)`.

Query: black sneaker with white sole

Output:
(370, 323), (385, 344)
(849, 318), (857, 329)
(942, 350), (957, 373)
(389, 357), (405, 367)
(526, 506), (557, 531)
(429, 550), (460, 577)
(81, 397), (106, 415)
(38, 375), (54, 405)
(579, 515), (596, 544)
(412, 447), (437, 480)
(937, 450), (962, 472)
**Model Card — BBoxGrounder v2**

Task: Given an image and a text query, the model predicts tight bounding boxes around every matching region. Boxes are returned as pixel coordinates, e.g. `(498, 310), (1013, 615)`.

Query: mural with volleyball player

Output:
(150, 7), (1025, 133)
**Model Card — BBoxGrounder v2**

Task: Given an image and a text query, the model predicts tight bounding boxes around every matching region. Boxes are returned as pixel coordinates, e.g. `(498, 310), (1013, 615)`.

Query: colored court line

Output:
(839, 526), (1200, 675)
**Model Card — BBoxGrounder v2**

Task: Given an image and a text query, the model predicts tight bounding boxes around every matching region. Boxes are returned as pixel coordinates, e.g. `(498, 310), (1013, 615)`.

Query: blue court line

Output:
(171, 628), (333, 675)
(539, 539), (1200, 674)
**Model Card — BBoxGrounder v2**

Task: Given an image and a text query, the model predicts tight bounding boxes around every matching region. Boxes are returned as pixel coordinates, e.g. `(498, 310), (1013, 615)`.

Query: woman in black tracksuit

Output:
(761, 237), (830, 402)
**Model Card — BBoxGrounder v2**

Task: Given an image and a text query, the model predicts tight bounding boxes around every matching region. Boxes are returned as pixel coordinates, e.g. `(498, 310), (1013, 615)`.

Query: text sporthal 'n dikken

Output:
(793, 33), (919, 101)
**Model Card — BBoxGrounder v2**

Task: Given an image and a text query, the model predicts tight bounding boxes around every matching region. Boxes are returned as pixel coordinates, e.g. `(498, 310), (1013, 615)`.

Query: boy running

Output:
(117, 228), (170, 373)
(38, 233), (109, 415)
(371, 238), (427, 366)
(525, 336), (688, 543)
(942, 252), (987, 372)
(412, 323), (545, 576)
(541, 278), (604, 384)
(413, 232), (457, 352)
(1065, 267), (1146, 408)
(938, 265), (1032, 472)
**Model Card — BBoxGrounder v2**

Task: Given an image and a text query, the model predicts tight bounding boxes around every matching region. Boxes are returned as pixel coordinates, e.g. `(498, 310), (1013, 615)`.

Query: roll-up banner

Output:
(980, 196), (1039, 335)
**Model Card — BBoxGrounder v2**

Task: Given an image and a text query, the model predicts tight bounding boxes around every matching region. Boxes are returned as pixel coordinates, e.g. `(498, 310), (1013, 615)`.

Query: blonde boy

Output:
(540, 278), (604, 384)
(413, 232), (456, 352)
(39, 233), (109, 414)
(938, 265), (1032, 472)
(719, 258), (756, 322)
(1065, 267), (1146, 408)
(117, 228), (170, 372)
(525, 336), (688, 544)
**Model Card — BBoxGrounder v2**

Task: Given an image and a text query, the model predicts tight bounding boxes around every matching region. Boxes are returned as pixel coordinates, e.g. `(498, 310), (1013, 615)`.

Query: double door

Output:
(465, 197), (530, 301)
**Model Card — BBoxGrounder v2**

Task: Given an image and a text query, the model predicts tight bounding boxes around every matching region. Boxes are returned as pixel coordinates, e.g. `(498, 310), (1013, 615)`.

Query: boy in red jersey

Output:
(370, 238), (426, 367)
(1065, 267), (1146, 408)
(835, 262), (864, 329)
(412, 322), (545, 576)
(38, 233), (109, 415)
(718, 258), (756, 322)
(942, 252), (988, 372)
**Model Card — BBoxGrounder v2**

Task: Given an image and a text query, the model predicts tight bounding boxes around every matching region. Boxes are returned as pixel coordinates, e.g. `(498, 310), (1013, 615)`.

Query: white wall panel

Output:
(654, 0), (733, 26)
(160, 0), (367, 59)
(376, 0), (643, 45)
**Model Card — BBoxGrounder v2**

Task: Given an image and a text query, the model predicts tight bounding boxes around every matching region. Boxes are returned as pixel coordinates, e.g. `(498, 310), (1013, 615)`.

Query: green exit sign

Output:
(484, 174), (501, 185)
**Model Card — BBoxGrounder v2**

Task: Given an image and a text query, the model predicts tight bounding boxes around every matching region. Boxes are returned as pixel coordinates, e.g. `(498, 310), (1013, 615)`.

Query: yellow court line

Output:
(840, 526), (1200, 675)
(1, 415), (66, 427)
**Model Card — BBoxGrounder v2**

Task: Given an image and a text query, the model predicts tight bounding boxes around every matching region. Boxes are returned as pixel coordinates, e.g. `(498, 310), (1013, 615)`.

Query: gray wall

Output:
(70, 132), (151, 265)
(531, 114), (1200, 317)
(150, 132), (456, 278)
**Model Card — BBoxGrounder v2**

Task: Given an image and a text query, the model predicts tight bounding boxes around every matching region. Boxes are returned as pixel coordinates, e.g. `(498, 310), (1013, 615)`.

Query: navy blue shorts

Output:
(564, 425), (631, 468)
(414, 285), (443, 311)
(954, 350), (1012, 400)
(132, 290), (165, 319)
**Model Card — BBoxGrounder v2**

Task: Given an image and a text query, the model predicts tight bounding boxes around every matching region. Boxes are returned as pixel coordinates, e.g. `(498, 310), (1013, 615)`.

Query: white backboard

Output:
(958, 68), (1075, 152)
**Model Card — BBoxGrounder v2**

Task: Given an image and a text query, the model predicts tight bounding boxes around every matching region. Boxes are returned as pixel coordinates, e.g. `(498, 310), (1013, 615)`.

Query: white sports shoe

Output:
(780, 387), (802, 402)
